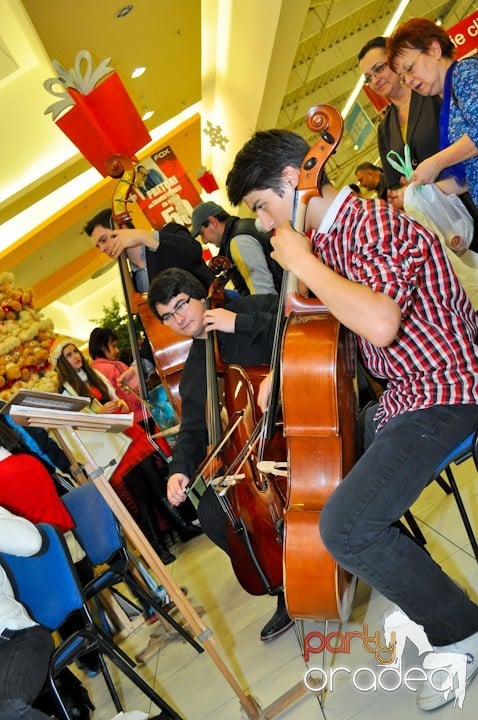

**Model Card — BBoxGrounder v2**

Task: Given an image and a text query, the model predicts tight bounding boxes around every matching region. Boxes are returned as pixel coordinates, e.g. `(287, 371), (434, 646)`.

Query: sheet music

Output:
(0, 389), (90, 414)
(8, 404), (134, 433)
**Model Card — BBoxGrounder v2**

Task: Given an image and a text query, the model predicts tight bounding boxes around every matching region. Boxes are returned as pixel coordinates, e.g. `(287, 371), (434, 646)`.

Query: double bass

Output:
(265, 105), (358, 621)
(107, 155), (191, 420)
(191, 260), (285, 596)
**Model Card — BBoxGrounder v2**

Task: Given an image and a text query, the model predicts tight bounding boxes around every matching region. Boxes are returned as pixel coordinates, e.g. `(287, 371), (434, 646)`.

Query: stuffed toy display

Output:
(0, 272), (58, 400)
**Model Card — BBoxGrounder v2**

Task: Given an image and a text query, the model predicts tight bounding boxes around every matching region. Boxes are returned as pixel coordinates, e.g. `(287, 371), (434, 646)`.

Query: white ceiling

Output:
(0, 0), (475, 337)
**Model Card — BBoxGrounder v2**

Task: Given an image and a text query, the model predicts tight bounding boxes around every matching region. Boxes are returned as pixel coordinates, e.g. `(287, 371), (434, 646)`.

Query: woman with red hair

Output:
(387, 17), (478, 207)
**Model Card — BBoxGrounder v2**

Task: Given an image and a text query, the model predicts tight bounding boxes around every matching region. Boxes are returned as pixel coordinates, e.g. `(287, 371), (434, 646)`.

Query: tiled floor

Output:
(81, 455), (478, 719)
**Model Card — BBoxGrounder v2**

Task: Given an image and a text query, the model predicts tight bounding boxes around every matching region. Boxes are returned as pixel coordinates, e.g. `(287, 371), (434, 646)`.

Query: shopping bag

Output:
(403, 183), (474, 257)
(404, 184), (478, 309)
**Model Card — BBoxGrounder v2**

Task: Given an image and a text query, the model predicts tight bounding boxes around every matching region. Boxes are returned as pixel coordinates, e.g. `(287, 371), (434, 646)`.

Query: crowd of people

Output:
(1, 13), (477, 718)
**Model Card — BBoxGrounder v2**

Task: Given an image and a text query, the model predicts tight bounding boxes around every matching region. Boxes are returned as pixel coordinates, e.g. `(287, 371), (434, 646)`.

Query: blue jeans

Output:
(320, 403), (478, 646)
(0, 625), (53, 720)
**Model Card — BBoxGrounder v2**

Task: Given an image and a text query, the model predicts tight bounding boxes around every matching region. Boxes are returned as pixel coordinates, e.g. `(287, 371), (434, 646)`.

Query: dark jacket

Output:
(146, 222), (214, 290)
(220, 217), (283, 295)
(378, 93), (442, 190)
(168, 293), (279, 479)
(378, 92), (478, 247)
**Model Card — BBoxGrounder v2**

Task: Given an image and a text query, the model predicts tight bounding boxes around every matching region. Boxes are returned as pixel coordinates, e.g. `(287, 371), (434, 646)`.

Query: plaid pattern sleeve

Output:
(312, 194), (478, 428)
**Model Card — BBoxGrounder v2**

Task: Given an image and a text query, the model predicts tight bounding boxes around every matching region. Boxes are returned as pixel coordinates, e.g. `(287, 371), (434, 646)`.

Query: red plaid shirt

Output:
(312, 188), (478, 429)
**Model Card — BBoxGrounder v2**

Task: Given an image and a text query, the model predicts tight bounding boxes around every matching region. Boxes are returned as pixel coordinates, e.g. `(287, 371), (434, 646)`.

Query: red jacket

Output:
(0, 453), (74, 532)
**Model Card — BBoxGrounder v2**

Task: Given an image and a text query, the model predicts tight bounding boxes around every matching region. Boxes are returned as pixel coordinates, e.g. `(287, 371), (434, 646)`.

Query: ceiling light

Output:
(115, 4), (134, 19)
(142, 109), (154, 121)
(131, 66), (146, 79)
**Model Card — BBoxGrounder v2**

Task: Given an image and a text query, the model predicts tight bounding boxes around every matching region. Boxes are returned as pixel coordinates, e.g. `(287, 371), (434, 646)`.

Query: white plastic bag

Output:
(404, 184), (478, 309)
(404, 183), (474, 256)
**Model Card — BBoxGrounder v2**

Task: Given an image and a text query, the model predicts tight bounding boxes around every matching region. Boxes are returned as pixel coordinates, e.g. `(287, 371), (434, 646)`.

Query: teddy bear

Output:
(0, 272), (24, 320)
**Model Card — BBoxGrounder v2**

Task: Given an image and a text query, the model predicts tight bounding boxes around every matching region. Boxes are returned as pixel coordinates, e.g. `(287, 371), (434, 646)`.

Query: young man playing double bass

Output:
(147, 268), (293, 641)
(226, 128), (478, 711)
(84, 208), (214, 293)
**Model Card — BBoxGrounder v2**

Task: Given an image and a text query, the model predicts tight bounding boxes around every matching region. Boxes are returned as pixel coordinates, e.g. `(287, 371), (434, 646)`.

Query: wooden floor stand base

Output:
(90, 473), (310, 719)
(262, 681), (309, 719)
(135, 604), (206, 664)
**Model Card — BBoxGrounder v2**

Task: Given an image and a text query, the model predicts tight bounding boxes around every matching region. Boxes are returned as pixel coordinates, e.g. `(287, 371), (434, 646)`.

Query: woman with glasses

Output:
(388, 18), (478, 208)
(358, 36), (441, 206)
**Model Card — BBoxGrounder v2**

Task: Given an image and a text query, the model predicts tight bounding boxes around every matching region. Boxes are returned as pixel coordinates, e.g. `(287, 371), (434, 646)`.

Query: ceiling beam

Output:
(0, 113), (202, 278)
(32, 247), (109, 308)
(0, 178), (114, 267)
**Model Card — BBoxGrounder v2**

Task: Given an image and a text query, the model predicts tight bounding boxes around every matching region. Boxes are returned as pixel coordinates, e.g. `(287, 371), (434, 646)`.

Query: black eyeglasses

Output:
(363, 61), (388, 86)
(158, 296), (191, 324)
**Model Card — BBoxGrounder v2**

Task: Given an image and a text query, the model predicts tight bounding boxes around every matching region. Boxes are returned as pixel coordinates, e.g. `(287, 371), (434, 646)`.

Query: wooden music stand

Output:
(9, 396), (307, 720)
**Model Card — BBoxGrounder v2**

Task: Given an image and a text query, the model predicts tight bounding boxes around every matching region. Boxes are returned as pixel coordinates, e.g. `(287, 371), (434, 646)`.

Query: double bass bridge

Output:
(211, 472), (246, 496)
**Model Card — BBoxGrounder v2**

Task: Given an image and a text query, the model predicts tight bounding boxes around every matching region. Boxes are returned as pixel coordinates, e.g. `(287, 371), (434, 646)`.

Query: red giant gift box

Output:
(45, 51), (151, 176)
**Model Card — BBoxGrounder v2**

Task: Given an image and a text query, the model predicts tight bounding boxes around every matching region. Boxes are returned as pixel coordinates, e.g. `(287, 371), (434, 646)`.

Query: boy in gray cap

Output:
(191, 201), (282, 296)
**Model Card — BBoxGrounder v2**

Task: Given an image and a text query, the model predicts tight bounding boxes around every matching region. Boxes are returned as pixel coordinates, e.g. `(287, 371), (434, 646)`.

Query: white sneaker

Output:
(417, 629), (478, 711)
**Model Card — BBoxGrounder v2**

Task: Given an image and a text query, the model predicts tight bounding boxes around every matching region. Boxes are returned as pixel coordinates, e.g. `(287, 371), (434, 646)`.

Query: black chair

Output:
(427, 431), (478, 562)
(0, 523), (183, 720)
(61, 482), (203, 655)
(359, 401), (477, 559)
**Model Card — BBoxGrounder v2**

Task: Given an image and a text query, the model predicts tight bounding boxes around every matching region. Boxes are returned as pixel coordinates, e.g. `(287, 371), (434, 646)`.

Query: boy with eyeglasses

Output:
(147, 268), (294, 641)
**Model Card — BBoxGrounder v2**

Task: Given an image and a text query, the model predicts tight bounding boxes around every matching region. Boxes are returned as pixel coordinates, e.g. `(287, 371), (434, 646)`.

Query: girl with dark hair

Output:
(88, 326), (150, 426)
(51, 339), (200, 564)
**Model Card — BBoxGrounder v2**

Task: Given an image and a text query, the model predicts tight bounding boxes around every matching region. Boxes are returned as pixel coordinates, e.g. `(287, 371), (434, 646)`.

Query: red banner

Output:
(362, 85), (390, 115)
(132, 146), (201, 230)
(448, 10), (478, 59)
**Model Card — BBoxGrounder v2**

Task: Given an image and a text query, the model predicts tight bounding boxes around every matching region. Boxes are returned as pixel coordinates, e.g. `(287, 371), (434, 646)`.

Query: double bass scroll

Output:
(263, 105), (344, 442)
(108, 154), (191, 420)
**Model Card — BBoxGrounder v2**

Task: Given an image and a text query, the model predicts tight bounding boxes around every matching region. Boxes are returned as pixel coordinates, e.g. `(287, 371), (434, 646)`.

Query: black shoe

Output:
(260, 593), (294, 641)
(158, 497), (203, 543)
(178, 523), (203, 543)
(153, 542), (176, 565)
